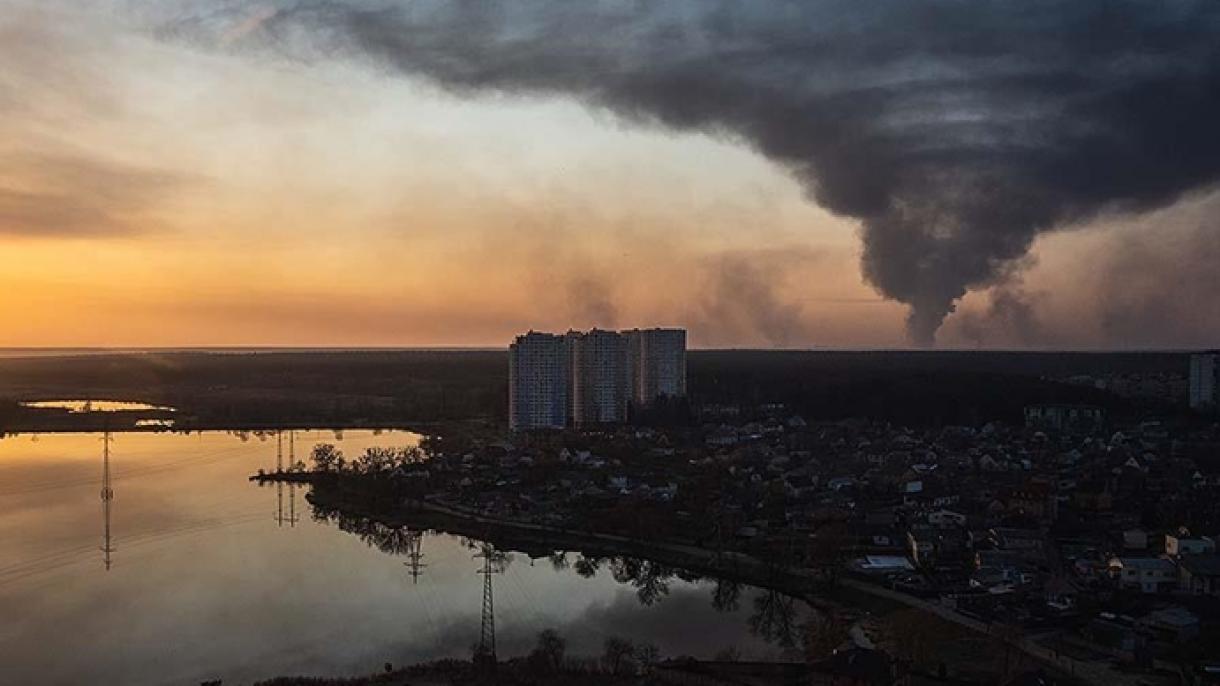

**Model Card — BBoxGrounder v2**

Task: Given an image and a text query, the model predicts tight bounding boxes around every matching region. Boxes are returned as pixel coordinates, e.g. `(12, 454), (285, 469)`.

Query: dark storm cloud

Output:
(177, 0), (1220, 344)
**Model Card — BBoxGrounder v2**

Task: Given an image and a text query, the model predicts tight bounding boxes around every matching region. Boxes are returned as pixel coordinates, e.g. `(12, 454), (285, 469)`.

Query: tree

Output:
(886, 608), (956, 669)
(602, 636), (636, 675)
(802, 609), (848, 661)
(573, 555), (601, 578)
(712, 578), (742, 612)
(749, 589), (800, 649)
(310, 443), (344, 473)
(548, 552), (570, 571)
(528, 629), (566, 674)
(807, 522), (850, 584)
(398, 445), (426, 465)
(356, 446), (398, 473)
(609, 557), (672, 605)
(634, 643), (660, 674)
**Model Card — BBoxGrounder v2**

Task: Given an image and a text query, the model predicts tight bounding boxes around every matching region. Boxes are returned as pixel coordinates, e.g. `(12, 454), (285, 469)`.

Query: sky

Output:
(1, 1), (1218, 349)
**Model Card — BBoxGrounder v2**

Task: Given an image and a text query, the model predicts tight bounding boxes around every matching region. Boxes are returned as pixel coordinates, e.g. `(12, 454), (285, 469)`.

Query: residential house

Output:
(1166, 532), (1216, 558)
(1111, 557), (1177, 594)
(927, 509), (967, 528)
(1179, 554), (1220, 596)
(1122, 528), (1149, 551)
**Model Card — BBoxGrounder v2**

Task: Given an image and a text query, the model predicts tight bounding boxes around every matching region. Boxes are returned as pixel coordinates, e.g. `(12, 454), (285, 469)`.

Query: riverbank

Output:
(302, 476), (843, 611)
(283, 473), (1147, 685)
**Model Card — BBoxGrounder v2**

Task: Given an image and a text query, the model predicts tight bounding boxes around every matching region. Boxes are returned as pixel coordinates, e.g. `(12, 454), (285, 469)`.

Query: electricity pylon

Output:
(275, 429), (285, 526)
(287, 482), (299, 528)
(273, 429), (299, 527)
(403, 530), (426, 583)
(473, 544), (505, 664)
(100, 430), (115, 570)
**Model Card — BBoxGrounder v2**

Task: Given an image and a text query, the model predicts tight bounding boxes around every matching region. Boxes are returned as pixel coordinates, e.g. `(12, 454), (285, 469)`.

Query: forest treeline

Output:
(0, 349), (1191, 430)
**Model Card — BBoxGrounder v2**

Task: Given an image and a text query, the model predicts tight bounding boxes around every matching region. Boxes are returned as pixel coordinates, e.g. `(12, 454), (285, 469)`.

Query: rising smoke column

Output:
(182, 0), (1220, 344)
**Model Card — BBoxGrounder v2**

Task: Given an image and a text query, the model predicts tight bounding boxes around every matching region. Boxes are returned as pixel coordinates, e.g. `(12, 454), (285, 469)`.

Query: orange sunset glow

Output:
(2, 2), (1218, 349)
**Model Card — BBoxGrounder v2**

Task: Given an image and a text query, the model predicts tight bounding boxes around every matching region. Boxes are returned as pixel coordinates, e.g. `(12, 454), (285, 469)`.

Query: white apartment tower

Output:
(509, 327), (686, 430)
(569, 328), (630, 425)
(1190, 352), (1218, 410)
(626, 328), (687, 407)
(508, 332), (570, 431)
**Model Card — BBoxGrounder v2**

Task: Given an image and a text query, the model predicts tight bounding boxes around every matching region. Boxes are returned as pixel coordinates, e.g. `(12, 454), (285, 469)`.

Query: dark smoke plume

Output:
(181, 1), (1220, 344)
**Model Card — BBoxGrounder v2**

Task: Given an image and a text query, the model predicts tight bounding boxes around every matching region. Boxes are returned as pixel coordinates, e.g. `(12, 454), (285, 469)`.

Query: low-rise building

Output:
(1122, 528), (1149, 550)
(1110, 556), (1177, 594)
(1166, 533), (1216, 557)
(927, 509), (967, 528)
(1024, 404), (1104, 432)
(1179, 554), (1220, 596)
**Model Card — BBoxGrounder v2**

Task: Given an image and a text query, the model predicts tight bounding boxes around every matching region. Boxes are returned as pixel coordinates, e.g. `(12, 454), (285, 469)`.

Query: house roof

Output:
(1181, 554), (1220, 577)
(1116, 557), (1175, 572)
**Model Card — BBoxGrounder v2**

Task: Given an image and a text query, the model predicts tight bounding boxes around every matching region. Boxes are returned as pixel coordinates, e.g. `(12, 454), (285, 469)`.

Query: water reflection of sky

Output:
(0, 431), (791, 686)
(18, 400), (176, 413)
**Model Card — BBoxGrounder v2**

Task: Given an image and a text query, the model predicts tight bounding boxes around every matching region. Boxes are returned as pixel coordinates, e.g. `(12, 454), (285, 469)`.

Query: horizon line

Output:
(0, 345), (1210, 356)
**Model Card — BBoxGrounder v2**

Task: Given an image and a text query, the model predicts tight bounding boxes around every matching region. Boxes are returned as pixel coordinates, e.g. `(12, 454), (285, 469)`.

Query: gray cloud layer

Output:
(172, 1), (1220, 344)
(1094, 199), (1220, 348)
(0, 153), (194, 237)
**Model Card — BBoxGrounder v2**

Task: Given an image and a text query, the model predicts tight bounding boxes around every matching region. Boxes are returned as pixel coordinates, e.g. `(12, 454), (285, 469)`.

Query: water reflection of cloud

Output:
(2, 431), (793, 685)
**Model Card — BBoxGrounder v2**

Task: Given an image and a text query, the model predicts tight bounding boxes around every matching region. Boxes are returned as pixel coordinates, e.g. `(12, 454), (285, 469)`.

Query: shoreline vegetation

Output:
(252, 457), (1085, 686)
(264, 470), (843, 610)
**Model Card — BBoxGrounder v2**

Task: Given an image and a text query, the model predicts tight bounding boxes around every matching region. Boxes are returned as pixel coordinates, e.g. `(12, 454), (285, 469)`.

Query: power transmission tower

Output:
(272, 430), (299, 527)
(287, 482), (299, 528)
(285, 430), (298, 526)
(100, 430), (115, 570)
(403, 530), (426, 583)
(473, 544), (504, 665)
(275, 429), (285, 526)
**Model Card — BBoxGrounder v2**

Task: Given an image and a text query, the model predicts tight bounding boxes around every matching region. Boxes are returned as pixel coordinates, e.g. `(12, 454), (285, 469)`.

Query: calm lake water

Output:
(18, 400), (176, 413)
(0, 430), (798, 685)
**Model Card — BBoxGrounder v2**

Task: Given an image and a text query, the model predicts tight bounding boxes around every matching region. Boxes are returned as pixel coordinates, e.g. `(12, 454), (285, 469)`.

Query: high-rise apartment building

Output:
(569, 328), (630, 425)
(509, 326), (686, 430)
(508, 332), (570, 431)
(625, 328), (687, 407)
(1190, 352), (1218, 410)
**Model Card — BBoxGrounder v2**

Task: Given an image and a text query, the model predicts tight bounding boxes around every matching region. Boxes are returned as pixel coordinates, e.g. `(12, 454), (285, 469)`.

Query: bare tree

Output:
(634, 643), (661, 674)
(803, 609), (849, 661)
(529, 628), (566, 674)
(602, 636), (636, 675)
(749, 589), (799, 649)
